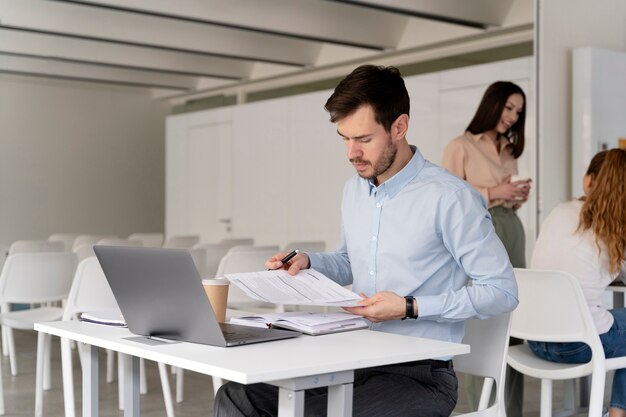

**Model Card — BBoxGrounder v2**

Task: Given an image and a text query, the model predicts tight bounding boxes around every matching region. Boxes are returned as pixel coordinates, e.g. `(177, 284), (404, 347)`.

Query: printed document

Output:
(224, 269), (361, 307)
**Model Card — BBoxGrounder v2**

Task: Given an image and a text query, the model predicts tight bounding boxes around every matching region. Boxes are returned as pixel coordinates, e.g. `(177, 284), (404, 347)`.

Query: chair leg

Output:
(35, 332), (47, 417)
(540, 379), (553, 417)
(106, 349), (115, 383)
(588, 374), (607, 417)
(0, 336), (4, 415)
(176, 368), (184, 403)
(478, 377), (494, 411)
(212, 377), (224, 396)
(1, 326), (7, 357)
(43, 333), (51, 391)
(6, 328), (16, 376)
(140, 358), (147, 394)
(158, 362), (175, 417)
(60, 338), (76, 417)
(118, 352), (124, 410)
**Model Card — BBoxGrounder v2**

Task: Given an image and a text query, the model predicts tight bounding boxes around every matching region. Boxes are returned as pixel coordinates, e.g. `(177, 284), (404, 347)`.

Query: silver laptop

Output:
(93, 246), (300, 347)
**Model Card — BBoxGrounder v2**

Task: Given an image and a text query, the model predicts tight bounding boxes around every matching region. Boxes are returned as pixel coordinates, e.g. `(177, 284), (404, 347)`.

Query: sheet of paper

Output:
(224, 269), (361, 307)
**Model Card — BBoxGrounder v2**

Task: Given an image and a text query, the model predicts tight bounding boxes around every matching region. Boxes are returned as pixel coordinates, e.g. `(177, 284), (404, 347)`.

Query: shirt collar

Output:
(368, 145), (424, 198)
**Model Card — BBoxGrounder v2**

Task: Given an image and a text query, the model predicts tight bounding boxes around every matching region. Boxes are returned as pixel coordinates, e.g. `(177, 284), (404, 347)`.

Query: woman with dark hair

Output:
(443, 81), (530, 417)
(443, 81), (530, 267)
(530, 149), (626, 417)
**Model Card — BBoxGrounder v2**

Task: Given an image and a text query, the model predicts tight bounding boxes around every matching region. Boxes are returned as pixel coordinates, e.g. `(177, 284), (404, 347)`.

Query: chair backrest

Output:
(63, 257), (120, 320)
(0, 252), (77, 303)
(218, 238), (254, 249)
(227, 245), (279, 254)
(97, 238), (143, 247)
(162, 235), (200, 249)
(284, 241), (326, 253)
(454, 313), (511, 415)
(216, 250), (278, 306)
(48, 234), (81, 251)
(192, 243), (231, 278)
(9, 240), (65, 254)
(511, 269), (603, 350)
(73, 243), (96, 263)
(72, 235), (116, 251)
(127, 233), (164, 248)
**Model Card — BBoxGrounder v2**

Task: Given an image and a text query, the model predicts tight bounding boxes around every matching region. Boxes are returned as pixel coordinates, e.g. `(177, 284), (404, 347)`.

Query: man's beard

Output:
(351, 140), (397, 183)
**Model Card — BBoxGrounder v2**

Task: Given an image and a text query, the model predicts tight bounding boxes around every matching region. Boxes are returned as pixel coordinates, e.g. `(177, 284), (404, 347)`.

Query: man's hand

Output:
(265, 251), (310, 276)
(343, 291), (409, 322)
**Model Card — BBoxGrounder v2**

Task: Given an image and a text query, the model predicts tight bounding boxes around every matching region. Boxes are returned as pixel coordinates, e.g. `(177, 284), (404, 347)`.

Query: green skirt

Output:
(488, 205), (526, 268)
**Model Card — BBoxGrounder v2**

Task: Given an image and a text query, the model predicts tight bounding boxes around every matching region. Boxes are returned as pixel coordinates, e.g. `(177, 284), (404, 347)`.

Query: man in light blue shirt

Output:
(214, 65), (518, 417)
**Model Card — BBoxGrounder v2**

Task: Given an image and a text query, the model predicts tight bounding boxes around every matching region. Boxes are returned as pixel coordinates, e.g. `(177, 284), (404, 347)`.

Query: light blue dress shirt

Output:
(309, 146), (518, 349)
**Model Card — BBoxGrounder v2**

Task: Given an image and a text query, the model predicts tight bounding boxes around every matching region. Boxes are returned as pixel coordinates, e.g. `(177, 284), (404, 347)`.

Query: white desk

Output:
(35, 321), (469, 417)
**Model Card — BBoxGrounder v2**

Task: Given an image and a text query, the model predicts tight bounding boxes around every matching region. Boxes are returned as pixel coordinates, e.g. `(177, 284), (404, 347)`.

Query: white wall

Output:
(167, 57), (537, 258)
(537, 0), (626, 220)
(572, 47), (626, 196)
(0, 74), (170, 248)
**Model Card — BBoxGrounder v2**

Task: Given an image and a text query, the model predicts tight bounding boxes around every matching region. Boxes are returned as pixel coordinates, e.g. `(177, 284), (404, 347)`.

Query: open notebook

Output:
(230, 311), (368, 335)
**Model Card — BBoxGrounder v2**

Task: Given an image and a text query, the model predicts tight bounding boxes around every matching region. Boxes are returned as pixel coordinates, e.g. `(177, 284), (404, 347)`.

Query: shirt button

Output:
(371, 236), (377, 241)
(376, 203), (381, 208)
(369, 271), (375, 275)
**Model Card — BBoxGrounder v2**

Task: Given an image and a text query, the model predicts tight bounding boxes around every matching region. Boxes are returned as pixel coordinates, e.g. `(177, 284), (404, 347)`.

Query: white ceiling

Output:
(0, 0), (532, 100)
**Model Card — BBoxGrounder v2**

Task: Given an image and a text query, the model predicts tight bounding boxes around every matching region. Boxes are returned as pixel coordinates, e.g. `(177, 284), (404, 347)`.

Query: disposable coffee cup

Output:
(202, 278), (230, 323)
(510, 175), (532, 200)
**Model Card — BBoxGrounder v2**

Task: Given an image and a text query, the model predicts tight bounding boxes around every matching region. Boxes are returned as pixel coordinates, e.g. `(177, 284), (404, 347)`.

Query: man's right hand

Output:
(265, 252), (310, 276)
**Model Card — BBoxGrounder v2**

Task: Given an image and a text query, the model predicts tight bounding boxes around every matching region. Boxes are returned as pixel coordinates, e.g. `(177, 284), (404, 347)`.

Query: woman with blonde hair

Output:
(531, 148), (626, 417)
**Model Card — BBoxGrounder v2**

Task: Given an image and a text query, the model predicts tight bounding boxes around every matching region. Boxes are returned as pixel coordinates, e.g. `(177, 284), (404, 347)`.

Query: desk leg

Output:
(327, 383), (353, 417)
(270, 370), (354, 417)
(121, 353), (141, 417)
(83, 345), (99, 417)
(278, 387), (304, 417)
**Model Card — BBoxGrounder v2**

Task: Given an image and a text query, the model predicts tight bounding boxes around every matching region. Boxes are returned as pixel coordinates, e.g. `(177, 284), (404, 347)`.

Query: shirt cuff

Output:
(414, 295), (445, 318)
(307, 252), (323, 269)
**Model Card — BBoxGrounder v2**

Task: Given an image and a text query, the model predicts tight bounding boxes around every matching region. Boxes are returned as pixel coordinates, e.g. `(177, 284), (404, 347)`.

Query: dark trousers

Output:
(214, 360), (458, 417)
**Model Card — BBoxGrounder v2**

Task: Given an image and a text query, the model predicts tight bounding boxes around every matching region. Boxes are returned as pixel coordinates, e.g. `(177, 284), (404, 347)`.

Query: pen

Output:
(268, 249), (300, 270)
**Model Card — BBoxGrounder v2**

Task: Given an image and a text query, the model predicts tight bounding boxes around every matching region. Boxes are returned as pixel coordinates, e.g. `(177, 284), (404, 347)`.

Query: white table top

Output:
(35, 320), (469, 385)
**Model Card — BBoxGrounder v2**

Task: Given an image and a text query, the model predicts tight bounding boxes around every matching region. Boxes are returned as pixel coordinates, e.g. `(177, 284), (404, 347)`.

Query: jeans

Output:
(528, 308), (626, 411)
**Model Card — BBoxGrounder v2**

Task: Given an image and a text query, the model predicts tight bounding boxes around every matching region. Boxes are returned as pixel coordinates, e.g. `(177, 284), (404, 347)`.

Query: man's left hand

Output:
(343, 291), (407, 322)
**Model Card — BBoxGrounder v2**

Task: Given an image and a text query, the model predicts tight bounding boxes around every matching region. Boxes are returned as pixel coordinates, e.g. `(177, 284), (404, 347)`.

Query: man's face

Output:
(336, 105), (397, 184)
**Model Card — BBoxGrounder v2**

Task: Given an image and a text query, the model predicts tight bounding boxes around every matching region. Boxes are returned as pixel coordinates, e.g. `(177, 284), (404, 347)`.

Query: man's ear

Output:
(392, 114), (409, 141)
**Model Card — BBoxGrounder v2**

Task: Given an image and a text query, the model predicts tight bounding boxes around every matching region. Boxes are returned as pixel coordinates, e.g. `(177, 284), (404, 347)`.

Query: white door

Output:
(166, 117), (232, 242)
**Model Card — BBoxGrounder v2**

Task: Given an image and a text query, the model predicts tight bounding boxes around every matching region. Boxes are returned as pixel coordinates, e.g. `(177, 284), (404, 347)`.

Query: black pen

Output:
(269, 249), (300, 270)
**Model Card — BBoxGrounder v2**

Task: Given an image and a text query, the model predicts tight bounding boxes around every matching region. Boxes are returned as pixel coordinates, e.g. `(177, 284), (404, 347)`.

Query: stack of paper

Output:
(230, 311), (368, 335)
(224, 269), (362, 307)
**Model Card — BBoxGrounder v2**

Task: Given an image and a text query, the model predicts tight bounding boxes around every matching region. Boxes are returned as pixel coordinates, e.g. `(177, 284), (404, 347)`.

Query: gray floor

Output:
(4, 329), (608, 417)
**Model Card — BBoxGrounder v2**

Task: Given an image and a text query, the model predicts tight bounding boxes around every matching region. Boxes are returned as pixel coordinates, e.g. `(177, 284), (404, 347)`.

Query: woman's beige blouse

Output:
(442, 131), (518, 208)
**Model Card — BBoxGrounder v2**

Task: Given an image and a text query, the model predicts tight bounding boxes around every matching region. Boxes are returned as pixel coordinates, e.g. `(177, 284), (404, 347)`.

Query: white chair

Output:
(213, 249), (285, 394)
(48, 257), (176, 417)
(128, 233), (164, 248)
(507, 268), (626, 417)
(191, 243), (231, 278)
(284, 241), (326, 253)
(0, 252), (77, 384)
(226, 245), (280, 254)
(48, 234), (81, 251)
(8, 240), (65, 254)
(454, 313), (511, 416)
(162, 235), (200, 249)
(218, 238), (254, 248)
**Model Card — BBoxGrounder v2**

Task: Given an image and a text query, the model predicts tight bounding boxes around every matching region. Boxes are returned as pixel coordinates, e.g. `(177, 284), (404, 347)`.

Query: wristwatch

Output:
(402, 296), (418, 320)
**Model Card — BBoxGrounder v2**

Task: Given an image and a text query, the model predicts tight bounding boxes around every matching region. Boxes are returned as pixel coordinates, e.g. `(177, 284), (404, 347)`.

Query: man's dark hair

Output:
(325, 65), (410, 132)
(466, 81), (526, 158)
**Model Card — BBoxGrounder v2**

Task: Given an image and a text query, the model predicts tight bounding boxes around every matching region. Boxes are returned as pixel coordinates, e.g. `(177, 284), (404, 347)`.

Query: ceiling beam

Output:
(0, 28), (251, 79)
(0, 0), (323, 66)
(333, 0), (514, 29)
(51, 0), (406, 50)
